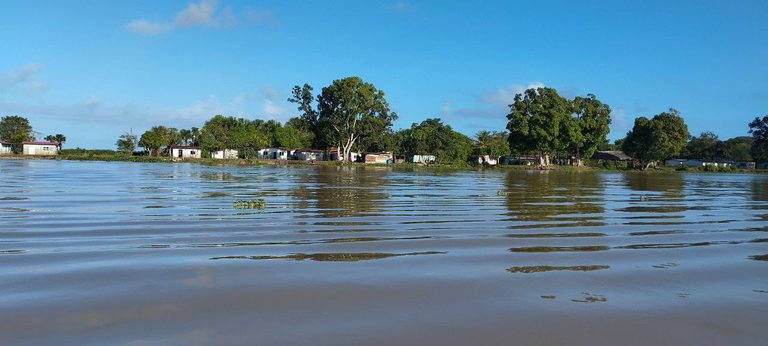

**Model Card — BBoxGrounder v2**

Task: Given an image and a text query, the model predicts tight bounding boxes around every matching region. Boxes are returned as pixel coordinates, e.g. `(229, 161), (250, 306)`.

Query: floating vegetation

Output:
(617, 242), (713, 249)
(203, 192), (230, 198)
(506, 265), (609, 274)
(509, 246), (609, 253)
(540, 295), (557, 300)
(505, 232), (605, 238)
(572, 292), (607, 303)
(233, 199), (266, 209)
(753, 289), (768, 294)
(0, 197), (28, 201)
(210, 251), (447, 262)
(652, 262), (679, 269)
(496, 190), (511, 196)
(677, 293), (690, 298)
(748, 254), (768, 261)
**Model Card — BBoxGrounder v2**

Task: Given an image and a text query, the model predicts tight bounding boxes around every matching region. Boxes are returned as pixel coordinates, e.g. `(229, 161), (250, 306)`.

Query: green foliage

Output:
(274, 122), (313, 149)
(315, 77), (397, 161)
(138, 126), (179, 156)
(749, 115), (768, 163)
(200, 115), (270, 159)
(0, 115), (35, 153)
(287, 84), (319, 145)
(233, 199), (266, 209)
(506, 87), (572, 157)
(571, 94), (611, 159)
(474, 130), (511, 158)
(682, 131), (721, 159)
(401, 118), (473, 164)
(178, 127), (200, 146)
(722, 136), (753, 162)
(622, 108), (689, 168)
(44, 134), (66, 147)
(116, 131), (137, 154)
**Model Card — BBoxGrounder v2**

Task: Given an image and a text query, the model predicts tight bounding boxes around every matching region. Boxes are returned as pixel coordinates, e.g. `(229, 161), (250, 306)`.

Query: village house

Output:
(364, 152), (394, 164)
(665, 158), (725, 168)
(329, 148), (361, 162)
(0, 142), (12, 155)
(409, 154), (436, 164)
(22, 142), (60, 156)
(293, 149), (324, 161)
(469, 155), (498, 166)
(170, 146), (201, 159)
(258, 148), (290, 160)
(211, 149), (238, 159)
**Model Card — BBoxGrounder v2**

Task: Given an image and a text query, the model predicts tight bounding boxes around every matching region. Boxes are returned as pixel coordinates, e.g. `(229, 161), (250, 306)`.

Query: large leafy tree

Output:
(749, 115), (768, 163)
(287, 84), (319, 141)
(0, 115), (35, 153)
(401, 118), (472, 164)
(571, 94), (611, 160)
(506, 87), (572, 165)
(116, 131), (137, 154)
(622, 108), (689, 169)
(200, 115), (270, 158)
(317, 77), (397, 162)
(274, 121), (313, 149)
(139, 126), (179, 156)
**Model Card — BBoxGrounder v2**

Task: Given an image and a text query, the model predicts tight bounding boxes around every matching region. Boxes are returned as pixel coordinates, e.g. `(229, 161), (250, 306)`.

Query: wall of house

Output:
(23, 144), (59, 155)
(0, 144), (12, 155)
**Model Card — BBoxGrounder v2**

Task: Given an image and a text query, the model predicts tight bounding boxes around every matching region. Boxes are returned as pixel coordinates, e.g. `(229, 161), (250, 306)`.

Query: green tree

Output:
(682, 131), (722, 160)
(139, 126), (178, 156)
(274, 123), (313, 149)
(0, 115), (35, 153)
(749, 115), (768, 163)
(401, 118), (472, 164)
(116, 131), (137, 154)
(287, 84), (319, 137)
(474, 131), (511, 158)
(44, 134), (66, 148)
(178, 127), (201, 146)
(506, 87), (572, 165)
(315, 77), (397, 162)
(622, 108), (689, 169)
(722, 136), (753, 161)
(571, 94), (612, 160)
(200, 115), (270, 158)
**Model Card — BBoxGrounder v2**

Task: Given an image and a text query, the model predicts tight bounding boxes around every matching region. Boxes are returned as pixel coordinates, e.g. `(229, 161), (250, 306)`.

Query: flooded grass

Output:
(506, 265), (610, 273)
(210, 251), (447, 262)
(509, 246), (610, 253)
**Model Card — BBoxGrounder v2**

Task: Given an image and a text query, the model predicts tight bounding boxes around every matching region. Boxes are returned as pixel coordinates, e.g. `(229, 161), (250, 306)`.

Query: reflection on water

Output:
(1, 160), (767, 344)
(210, 251), (447, 262)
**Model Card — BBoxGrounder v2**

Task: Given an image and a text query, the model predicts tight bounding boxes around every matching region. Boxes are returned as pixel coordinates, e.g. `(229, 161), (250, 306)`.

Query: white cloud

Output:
(260, 86), (287, 120)
(126, 1), (273, 35)
(0, 63), (48, 93)
(479, 82), (545, 108)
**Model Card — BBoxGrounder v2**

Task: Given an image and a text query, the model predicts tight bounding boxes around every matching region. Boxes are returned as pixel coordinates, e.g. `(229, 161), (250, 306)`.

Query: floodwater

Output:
(1, 160), (767, 345)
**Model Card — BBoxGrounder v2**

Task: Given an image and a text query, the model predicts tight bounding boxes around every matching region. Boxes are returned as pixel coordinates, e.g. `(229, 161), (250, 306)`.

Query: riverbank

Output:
(1, 153), (764, 174)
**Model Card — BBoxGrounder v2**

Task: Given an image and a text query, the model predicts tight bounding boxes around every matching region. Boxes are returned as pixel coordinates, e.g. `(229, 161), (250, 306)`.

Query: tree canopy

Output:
(44, 134), (66, 148)
(0, 115), (35, 153)
(139, 126), (179, 156)
(749, 115), (768, 163)
(622, 108), (689, 168)
(400, 118), (473, 164)
(116, 131), (137, 154)
(474, 131), (511, 158)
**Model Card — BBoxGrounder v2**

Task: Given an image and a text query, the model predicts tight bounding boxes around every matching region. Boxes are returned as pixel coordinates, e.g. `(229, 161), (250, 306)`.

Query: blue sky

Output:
(1, 0), (766, 149)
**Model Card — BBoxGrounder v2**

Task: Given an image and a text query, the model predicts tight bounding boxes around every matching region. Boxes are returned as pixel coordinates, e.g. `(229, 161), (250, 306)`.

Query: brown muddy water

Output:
(1, 160), (767, 345)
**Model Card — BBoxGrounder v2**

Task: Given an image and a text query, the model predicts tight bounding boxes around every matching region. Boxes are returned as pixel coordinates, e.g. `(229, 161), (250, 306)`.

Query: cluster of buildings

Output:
(170, 146), (421, 164)
(0, 142), (61, 156)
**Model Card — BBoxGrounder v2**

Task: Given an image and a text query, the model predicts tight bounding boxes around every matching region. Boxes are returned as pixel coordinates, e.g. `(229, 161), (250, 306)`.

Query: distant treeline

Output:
(3, 76), (767, 168)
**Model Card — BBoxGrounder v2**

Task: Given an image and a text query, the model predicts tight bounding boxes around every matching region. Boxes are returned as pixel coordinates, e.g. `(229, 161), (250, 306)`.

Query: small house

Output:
(665, 158), (720, 168)
(0, 142), (12, 155)
(22, 142), (60, 156)
(211, 149), (238, 159)
(294, 149), (324, 161)
(170, 146), (201, 159)
(469, 155), (497, 166)
(329, 148), (361, 162)
(591, 151), (633, 162)
(364, 152), (394, 165)
(258, 148), (289, 160)
(409, 154), (436, 164)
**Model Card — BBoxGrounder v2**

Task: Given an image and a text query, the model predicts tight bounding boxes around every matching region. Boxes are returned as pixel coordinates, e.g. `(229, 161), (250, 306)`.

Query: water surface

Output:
(1, 160), (767, 345)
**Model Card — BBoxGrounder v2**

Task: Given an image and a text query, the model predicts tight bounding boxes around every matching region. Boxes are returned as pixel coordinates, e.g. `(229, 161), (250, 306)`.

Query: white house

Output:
(469, 155), (498, 166)
(329, 148), (361, 162)
(665, 158), (724, 168)
(409, 154), (436, 164)
(0, 142), (12, 155)
(258, 148), (290, 160)
(22, 142), (60, 156)
(294, 149), (324, 161)
(170, 146), (202, 159)
(212, 149), (238, 159)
